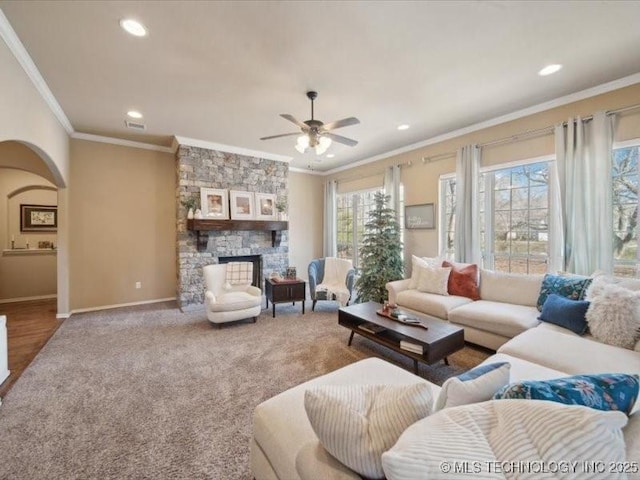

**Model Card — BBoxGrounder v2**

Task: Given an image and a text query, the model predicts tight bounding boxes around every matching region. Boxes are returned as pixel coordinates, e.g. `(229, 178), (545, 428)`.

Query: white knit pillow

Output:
(382, 400), (628, 480)
(304, 384), (433, 479)
(408, 255), (443, 290)
(416, 265), (451, 296)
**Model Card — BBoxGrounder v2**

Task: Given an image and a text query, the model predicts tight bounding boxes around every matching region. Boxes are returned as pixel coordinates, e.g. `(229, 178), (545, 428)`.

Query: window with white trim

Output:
(438, 174), (456, 259)
(481, 158), (551, 274)
(612, 140), (640, 277)
(336, 188), (383, 271)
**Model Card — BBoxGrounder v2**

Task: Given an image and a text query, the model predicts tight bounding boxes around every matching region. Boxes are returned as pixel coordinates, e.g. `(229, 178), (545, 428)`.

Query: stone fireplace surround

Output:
(176, 145), (288, 311)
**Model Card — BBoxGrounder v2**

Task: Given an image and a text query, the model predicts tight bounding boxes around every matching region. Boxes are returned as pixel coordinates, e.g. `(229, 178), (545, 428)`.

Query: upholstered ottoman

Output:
(250, 357), (439, 480)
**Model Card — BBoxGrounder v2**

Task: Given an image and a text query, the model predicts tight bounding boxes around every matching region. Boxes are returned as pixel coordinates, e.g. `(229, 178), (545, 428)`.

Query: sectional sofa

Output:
(250, 270), (640, 480)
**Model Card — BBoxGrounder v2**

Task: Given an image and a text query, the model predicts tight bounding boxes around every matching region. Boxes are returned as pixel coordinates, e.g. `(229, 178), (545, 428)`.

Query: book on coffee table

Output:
(358, 322), (387, 334)
(400, 340), (424, 354)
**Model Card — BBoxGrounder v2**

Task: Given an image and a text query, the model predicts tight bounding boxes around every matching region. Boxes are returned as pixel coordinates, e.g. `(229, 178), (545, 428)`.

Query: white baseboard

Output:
(0, 294), (57, 304)
(70, 297), (177, 316)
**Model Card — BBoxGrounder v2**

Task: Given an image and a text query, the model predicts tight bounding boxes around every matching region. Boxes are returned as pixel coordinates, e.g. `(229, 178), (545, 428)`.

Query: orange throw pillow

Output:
(442, 261), (480, 300)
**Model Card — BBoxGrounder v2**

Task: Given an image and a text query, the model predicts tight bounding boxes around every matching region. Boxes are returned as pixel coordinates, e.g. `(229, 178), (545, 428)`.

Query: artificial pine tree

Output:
(355, 192), (404, 303)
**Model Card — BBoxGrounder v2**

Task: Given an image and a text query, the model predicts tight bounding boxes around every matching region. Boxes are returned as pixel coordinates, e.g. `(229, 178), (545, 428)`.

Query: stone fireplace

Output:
(176, 144), (288, 310)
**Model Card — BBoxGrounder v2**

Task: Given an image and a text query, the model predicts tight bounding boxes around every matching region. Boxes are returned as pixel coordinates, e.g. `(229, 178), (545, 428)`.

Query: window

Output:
(612, 142), (640, 277)
(438, 175), (456, 259)
(336, 189), (382, 271)
(481, 159), (551, 274)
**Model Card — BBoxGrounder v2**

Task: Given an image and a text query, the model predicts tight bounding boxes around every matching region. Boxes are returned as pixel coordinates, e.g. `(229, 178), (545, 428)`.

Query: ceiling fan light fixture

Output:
(315, 136), (332, 155)
(295, 134), (309, 153)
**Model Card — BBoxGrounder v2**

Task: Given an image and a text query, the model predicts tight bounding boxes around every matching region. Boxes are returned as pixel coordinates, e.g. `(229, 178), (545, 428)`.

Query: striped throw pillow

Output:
(304, 384), (434, 479)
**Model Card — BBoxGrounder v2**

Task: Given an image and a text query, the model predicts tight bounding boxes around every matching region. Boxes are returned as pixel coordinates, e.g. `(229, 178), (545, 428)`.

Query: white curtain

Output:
(323, 180), (337, 257)
(553, 112), (613, 275)
(384, 164), (402, 225)
(454, 145), (481, 264)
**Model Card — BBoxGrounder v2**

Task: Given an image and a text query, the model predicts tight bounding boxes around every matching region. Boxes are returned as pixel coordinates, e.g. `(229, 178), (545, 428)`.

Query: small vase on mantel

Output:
(187, 208), (194, 220)
(194, 209), (203, 219)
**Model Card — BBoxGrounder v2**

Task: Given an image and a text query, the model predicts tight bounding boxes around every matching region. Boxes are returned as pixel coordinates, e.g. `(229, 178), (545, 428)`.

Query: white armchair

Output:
(203, 263), (262, 326)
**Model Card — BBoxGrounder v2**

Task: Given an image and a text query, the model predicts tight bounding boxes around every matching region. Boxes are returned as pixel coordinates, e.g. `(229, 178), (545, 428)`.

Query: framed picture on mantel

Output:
(230, 190), (255, 220)
(255, 193), (276, 221)
(20, 204), (57, 232)
(200, 188), (229, 219)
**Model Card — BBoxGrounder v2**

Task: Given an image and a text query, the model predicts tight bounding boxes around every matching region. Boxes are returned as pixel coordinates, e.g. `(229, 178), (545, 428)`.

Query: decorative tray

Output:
(376, 309), (429, 329)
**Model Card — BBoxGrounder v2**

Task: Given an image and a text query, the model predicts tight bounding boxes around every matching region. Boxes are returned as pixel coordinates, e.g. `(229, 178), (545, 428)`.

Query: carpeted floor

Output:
(0, 301), (490, 479)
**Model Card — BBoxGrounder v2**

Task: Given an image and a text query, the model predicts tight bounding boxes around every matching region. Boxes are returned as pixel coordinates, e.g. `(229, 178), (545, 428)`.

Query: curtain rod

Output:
(335, 102), (640, 178)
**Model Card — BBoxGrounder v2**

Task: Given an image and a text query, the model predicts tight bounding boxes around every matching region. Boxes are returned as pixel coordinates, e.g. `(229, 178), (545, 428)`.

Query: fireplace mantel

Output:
(187, 219), (288, 251)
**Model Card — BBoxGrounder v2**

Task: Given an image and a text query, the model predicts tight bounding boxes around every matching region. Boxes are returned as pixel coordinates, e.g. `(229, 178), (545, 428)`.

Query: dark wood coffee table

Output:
(338, 301), (464, 374)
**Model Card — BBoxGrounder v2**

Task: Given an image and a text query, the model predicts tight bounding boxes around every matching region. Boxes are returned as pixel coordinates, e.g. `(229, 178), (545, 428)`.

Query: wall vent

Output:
(124, 120), (146, 131)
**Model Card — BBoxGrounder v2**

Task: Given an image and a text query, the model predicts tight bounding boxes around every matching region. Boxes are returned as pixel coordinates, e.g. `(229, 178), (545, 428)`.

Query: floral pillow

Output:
(493, 373), (639, 415)
(536, 273), (592, 311)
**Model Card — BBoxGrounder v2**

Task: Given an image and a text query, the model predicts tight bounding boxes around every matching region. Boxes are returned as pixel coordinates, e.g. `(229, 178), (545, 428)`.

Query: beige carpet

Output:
(0, 301), (490, 479)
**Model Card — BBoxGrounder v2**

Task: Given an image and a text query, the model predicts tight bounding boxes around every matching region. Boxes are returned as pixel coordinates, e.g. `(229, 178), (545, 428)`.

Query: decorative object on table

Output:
(200, 188), (229, 219)
(229, 190), (255, 220)
(405, 203), (435, 229)
(181, 197), (198, 220)
(38, 241), (53, 249)
(254, 193), (277, 221)
(285, 266), (297, 279)
(194, 208), (203, 219)
(20, 204), (57, 232)
(355, 192), (403, 303)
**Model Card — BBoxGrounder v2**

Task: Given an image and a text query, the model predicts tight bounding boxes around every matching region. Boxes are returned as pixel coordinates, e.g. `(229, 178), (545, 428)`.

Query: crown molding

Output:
(0, 9), (74, 134)
(71, 132), (174, 153)
(173, 135), (292, 163)
(288, 166), (324, 175)
(323, 72), (640, 176)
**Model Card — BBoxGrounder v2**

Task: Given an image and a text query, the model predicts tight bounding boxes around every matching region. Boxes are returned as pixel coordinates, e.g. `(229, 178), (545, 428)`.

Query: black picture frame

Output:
(20, 204), (57, 232)
(405, 203), (435, 229)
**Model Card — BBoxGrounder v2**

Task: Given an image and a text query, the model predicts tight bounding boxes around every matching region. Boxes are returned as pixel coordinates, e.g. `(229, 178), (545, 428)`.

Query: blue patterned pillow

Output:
(493, 373), (639, 415)
(536, 273), (592, 311)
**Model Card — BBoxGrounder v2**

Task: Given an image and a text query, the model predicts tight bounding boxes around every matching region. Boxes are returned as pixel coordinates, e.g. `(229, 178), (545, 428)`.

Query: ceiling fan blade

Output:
(325, 132), (358, 147)
(260, 132), (301, 141)
(321, 117), (360, 131)
(280, 114), (308, 130)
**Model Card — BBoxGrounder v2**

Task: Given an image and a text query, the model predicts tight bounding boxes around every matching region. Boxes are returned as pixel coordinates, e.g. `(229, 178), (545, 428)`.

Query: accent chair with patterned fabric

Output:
(203, 262), (262, 326)
(308, 258), (356, 311)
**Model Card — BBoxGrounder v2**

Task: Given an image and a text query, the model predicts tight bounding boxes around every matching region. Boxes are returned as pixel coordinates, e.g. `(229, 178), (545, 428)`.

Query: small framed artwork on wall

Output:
(230, 190), (255, 220)
(200, 188), (229, 219)
(405, 203), (435, 229)
(254, 193), (276, 221)
(20, 204), (57, 232)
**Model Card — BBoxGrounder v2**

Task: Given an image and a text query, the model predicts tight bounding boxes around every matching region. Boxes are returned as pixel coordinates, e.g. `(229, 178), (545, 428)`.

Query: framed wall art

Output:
(405, 203), (435, 229)
(200, 188), (229, 219)
(20, 204), (57, 232)
(254, 193), (276, 221)
(229, 190), (255, 220)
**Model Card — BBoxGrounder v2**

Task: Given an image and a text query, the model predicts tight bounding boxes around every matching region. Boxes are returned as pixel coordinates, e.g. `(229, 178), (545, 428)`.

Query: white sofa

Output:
(251, 321), (640, 480)
(386, 269), (544, 350)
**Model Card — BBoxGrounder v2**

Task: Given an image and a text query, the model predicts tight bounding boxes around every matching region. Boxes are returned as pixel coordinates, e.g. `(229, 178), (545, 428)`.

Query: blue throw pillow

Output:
(536, 273), (592, 311)
(538, 293), (590, 335)
(493, 373), (639, 415)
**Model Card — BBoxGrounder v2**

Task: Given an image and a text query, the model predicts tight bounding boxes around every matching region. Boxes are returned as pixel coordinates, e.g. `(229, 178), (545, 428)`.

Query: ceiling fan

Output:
(260, 91), (360, 155)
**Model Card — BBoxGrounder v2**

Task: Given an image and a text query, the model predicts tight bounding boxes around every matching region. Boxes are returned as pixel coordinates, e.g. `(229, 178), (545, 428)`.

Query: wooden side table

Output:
(265, 278), (306, 318)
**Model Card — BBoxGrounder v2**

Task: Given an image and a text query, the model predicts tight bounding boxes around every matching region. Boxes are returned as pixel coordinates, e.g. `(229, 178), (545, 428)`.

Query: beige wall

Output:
(287, 171), (325, 280)
(1, 35), (71, 315)
(0, 168), (57, 301)
(326, 82), (640, 264)
(69, 139), (176, 310)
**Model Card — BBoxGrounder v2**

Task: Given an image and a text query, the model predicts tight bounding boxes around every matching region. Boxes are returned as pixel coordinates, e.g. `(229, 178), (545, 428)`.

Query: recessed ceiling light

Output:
(127, 110), (143, 119)
(397, 124), (410, 130)
(538, 64), (562, 76)
(326, 153), (335, 158)
(120, 19), (147, 37)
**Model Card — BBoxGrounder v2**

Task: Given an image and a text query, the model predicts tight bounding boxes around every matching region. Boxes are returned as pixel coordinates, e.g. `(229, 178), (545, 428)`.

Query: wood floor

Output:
(0, 298), (61, 399)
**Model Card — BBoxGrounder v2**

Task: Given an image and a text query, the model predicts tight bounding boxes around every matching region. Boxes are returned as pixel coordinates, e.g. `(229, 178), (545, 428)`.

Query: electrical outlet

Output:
(135, 282), (142, 289)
